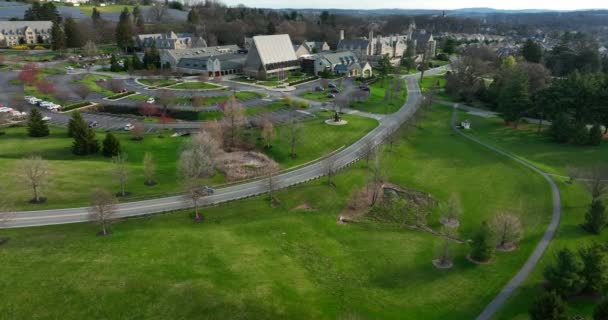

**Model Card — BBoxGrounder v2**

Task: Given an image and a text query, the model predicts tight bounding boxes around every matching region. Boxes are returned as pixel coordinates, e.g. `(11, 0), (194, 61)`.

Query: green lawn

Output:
(351, 77), (408, 114)
(78, 4), (140, 15)
(75, 74), (114, 96)
(138, 78), (180, 88)
(0, 105), (553, 319)
(0, 126), (223, 210)
(454, 110), (608, 320)
(299, 90), (334, 102)
(170, 82), (224, 90)
(419, 74), (457, 102)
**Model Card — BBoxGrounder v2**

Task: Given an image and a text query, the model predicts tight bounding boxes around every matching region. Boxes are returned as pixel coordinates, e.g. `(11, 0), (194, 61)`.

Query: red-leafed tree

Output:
(158, 111), (174, 132)
(18, 63), (40, 85)
(139, 103), (158, 117)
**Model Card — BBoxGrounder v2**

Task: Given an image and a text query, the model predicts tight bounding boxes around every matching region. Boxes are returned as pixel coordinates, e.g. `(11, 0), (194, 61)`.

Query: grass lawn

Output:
(78, 4), (140, 15)
(170, 82), (224, 90)
(351, 77), (408, 114)
(74, 74), (114, 96)
(454, 110), (608, 319)
(0, 126), (224, 210)
(138, 78), (180, 88)
(419, 74), (458, 102)
(299, 90), (334, 102)
(0, 105), (553, 319)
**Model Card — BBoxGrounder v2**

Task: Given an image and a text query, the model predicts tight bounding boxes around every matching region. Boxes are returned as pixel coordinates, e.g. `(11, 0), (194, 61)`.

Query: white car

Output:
(24, 96), (33, 101)
(0, 107), (11, 113)
(42, 116), (51, 121)
(146, 98), (155, 104)
(27, 98), (41, 105)
(124, 123), (134, 131)
(65, 66), (74, 71)
(40, 101), (54, 108)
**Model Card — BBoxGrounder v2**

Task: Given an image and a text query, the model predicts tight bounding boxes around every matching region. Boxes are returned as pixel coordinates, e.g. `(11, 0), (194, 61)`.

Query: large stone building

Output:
(412, 30), (437, 57)
(337, 30), (409, 66)
(0, 21), (52, 47)
(294, 40), (331, 57)
(159, 45), (240, 69)
(176, 54), (246, 76)
(134, 32), (207, 51)
(243, 34), (300, 80)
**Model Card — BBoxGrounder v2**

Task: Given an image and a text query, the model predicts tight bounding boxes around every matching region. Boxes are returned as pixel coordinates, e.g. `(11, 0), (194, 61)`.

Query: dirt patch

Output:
(496, 243), (518, 252)
(466, 254), (493, 265)
(293, 202), (315, 212)
(432, 259), (454, 269)
(215, 151), (279, 181)
(339, 183), (381, 223)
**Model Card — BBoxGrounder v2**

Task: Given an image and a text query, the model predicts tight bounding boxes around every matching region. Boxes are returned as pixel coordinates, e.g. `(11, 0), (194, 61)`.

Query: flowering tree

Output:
(138, 103), (158, 118)
(36, 80), (56, 95)
(18, 63), (40, 85)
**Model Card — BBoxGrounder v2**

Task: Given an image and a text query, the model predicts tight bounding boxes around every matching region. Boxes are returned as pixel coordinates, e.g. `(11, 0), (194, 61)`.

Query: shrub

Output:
(528, 291), (567, 320)
(572, 122), (589, 146)
(584, 199), (607, 234)
(543, 248), (585, 296)
(549, 113), (572, 144)
(589, 124), (603, 146)
(102, 133), (121, 157)
(469, 221), (495, 262)
(27, 109), (50, 137)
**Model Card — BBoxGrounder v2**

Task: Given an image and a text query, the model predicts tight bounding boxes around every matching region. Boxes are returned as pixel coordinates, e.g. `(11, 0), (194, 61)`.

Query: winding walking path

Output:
(450, 105), (562, 320)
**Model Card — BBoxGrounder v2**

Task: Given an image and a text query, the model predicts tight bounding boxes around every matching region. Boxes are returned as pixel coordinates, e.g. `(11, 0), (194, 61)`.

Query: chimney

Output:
(339, 30), (344, 41)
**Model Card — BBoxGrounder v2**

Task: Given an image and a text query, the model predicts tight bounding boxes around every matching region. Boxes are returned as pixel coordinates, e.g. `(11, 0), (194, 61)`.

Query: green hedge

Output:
(288, 76), (319, 86)
(106, 91), (136, 100)
(62, 101), (93, 112)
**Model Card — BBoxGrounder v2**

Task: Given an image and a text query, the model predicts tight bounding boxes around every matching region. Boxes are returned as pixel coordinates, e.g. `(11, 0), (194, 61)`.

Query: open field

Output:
(138, 78), (180, 88)
(0, 105), (553, 319)
(454, 110), (608, 319)
(0, 112), (377, 209)
(350, 77), (407, 114)
(75, 74), (114, 96)
(170, 82), (224, 90)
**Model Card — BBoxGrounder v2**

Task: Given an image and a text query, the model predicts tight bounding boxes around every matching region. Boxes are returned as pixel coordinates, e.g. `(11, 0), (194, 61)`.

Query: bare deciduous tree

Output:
(131, 122), (145, 141)
(112, 153), (131, 197)
(107, 79), (124, 93)
(157, 89), (175, 114)
(16, 156), (50, 204)
(148, 3), (168, 22)
(265, 165), (279, 206)
(221, 97), (246, 148)
(143, 152), (156, 186)
(73, 84), (91, 101)
(490, 212), (523, 251)
(286, 119), (302, 158)
(359, 139), (375, 167)
(88, 188), (118, 236)
(260, 116), (275, 149)
(323, 156), (338, 187)
(368, 149), (384, 206)
(433, 227), (457, 269)
(440, 193), (462, 227)
(179, 132), (218, 221)
(581, 165), (608, 200)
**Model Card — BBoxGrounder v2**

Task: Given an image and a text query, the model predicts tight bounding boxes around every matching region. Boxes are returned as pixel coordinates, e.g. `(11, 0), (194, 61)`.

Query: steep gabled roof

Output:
(251, 34), (298, 66)
(337, 39), (370, 50)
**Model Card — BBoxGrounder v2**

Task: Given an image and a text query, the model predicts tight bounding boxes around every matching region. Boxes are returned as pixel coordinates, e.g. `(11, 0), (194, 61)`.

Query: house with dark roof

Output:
(337, 30), (410, 66)
(134, 32), (207, 51)
(0, 21), (52, 47)
(307, 51), (372, 78)
(159, 45), (240, 70)
(176, 54), (246, 76)
(294, 40), (331, 58)
(412, 30), (437, 57)
(243, 34), (300, 80)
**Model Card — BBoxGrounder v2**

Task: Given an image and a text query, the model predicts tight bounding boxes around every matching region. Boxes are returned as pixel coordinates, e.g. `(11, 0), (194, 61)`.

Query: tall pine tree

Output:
(64, 17), (83, 49)
(498, 70), (531, 127)
(115, 8), (134, 52)
(50, 20), (65, 52)
(27, 109), (50, 138)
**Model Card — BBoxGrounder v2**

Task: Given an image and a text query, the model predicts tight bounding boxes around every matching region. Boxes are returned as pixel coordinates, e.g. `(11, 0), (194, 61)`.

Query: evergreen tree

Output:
(27, 109), (50, 138)
(115, 8), (134, 52)
(131, 54), (143, 70)
(584, 200), (607, 235)
(110, 54), (121, 72)
(579, 243), (608, 293)
(71, 113), (99, 156)
(91, 7), (101, 24)
(522, 39), (543, 63)
(498, 70), (530, 127)
(24, 2), (41, 20)
(266, 21), (276, 35)
(102, 133), (122, 157)
(67, 112), (84, 138)
(143, 42), (160, 69)
(63, 17), (82, 49)
(377, 54), (393, 80)
(549, 113), (573, 143)
(543, 248), (585, 296)
(594, 297), (608, 320)
(572, 122), (590, 146)
(442, 38), (456, 55)
(187, 8), (200, 24)
(40, 3), (60, 22)
(50, 20), (65, 51)
(529, 291), (567, 320)
(589, 124), (603, 146)
(132, 6), (145, 32)
(469, 221), (495, 263)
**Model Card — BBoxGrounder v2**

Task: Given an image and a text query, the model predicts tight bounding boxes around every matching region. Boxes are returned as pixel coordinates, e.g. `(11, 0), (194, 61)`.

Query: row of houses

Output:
(0, 21), (52, 47)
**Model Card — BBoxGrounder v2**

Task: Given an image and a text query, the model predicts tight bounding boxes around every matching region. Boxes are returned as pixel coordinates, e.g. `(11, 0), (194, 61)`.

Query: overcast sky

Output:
(220, 0), (607, 11)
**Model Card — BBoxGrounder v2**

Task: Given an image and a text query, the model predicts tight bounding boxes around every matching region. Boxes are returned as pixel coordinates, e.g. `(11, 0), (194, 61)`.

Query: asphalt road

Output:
(3, 67), (447, 228)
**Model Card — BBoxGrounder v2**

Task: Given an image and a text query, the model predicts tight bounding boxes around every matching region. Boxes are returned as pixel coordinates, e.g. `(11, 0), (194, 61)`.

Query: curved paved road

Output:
(450, 106), (562, 320)
(3, 67), (447, 228)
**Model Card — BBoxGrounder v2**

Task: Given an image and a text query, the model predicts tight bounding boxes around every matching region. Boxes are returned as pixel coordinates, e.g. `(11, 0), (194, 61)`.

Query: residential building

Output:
(337, 30), (409, 66)
(294, 40), (331, 58)
(307, 51), (372, 78)
(134, 32), (207, 51)
(243, 34), (300, 80)
(0, 21), (52, 47)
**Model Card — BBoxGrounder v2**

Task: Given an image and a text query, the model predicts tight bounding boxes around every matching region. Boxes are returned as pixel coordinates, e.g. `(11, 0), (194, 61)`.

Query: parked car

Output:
(326, 93), (335, 99)
(120, 89), (128, 93)
(0, 107), (11, 113)
(328, 83), (337, 89)
(64, 66), (74, 71)
(314, 86), (324, 92)
(88, 121), (98, 128)
(42, 116), (51, 121)
(96, 78), (107, 83)
(361, 87), (370, 92)
(203, 186), (215, 195)
(330, 88), (340, 94)
(124, 123), (134, 131)
(146, 98), (155, 104)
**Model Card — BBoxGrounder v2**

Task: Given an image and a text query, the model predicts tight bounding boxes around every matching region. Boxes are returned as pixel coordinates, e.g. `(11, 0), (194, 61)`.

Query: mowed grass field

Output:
(454, 110), (608, 319)
(351, 77), (408, 114)
(0, 113), (377, 210)
(0, 105), (553, 319)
